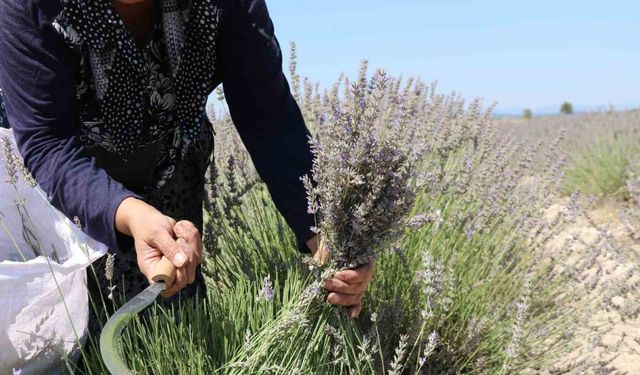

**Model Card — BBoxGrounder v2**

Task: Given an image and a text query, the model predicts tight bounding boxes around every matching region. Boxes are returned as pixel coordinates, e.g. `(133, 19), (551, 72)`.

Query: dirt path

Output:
(543, 202), (640, 374)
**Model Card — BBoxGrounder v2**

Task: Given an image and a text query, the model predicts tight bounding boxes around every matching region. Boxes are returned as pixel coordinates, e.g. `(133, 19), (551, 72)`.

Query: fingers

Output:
(347, 304), (363, 319)
(174, 221), (202, 285)
(148, 228), (191, 298)
(173, 221), (201, 248)
(324, 262), (374, 315)
(307, 236), (330, 265)
(132, 213), (201, 298)
(324, 277), (366, 295)
(327, 291), (364, 307)
(333, 263), (375, 285)
(164, 216), (177, 227)
(313, 246), (330, 265)
(162, 266), (188, 298)
(154, 238), (190, 298)
(152, 230), (188, 268)
(177, 238), (197, 285)
(173, 221), (202, 264)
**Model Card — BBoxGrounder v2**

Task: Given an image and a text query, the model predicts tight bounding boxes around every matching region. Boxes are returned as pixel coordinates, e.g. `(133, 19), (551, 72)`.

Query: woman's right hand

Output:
(115, 197), (201, 297)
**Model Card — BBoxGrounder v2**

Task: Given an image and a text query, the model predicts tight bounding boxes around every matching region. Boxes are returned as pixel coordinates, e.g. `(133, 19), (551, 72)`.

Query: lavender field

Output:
(79, 53), (640, 373)
(3, 50), (639, 374)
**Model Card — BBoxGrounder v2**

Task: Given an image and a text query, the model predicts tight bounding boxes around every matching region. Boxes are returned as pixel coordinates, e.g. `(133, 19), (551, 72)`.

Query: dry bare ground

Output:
(541, 200), (640, 374)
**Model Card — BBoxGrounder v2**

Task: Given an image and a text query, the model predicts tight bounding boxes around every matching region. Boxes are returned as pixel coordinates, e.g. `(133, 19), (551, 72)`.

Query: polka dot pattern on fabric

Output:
(54, 0), (220, 183)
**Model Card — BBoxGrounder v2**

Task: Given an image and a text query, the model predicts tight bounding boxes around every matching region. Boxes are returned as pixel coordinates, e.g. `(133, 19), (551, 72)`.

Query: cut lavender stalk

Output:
(303, 65), (424, 272)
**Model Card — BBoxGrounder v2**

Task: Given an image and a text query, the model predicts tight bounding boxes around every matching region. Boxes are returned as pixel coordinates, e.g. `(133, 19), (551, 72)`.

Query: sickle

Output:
(99, 256), (176, 374)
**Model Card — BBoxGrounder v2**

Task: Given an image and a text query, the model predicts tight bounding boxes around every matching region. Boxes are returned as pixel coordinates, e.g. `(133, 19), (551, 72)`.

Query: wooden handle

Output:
(151, 257), (176, 289)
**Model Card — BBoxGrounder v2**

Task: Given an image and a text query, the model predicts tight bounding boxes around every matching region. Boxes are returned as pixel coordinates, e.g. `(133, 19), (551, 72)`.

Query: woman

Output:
(0, 0), (373, 331)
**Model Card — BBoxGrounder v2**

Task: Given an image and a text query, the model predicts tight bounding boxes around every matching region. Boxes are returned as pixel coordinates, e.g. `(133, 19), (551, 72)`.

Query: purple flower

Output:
(258, 275), (274, 302)
(465, 227), (475, 239)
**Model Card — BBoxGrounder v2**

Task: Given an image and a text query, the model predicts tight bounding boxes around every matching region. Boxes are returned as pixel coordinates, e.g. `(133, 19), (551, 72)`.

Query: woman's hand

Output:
(115, 197), (202, 297)
(306, 236), (375, 319)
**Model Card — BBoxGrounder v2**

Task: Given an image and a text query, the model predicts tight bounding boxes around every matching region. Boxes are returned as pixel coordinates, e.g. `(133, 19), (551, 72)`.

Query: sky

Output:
(266, 0), (640, 115)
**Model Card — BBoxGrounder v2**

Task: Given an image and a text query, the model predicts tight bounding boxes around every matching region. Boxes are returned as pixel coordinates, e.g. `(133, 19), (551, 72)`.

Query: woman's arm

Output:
(0, 0), (197, 294)
(0, 0), (137, 253)
(220, 0), (316, 252)
(220, 0), (375, 317)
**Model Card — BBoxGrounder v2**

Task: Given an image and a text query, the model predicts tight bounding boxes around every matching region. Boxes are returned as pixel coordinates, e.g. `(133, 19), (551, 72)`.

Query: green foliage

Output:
(560, 102), (573, 115)
(502, 111), (640, 202)
(523, 108), (532, 119)
(562, 136), (638, 199)
(71, 67), (590, 374)
(76, 184), (571, 374)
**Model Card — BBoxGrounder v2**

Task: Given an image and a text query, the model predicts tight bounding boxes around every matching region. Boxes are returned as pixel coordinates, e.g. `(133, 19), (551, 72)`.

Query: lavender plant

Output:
(503, 110), (640, 200)
(55, 52), (640, 374)
(303, 65), (422, 270)
(215, 64), (583, 374)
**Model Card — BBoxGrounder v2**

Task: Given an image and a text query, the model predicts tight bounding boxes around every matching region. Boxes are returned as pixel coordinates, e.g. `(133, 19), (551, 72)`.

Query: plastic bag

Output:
(0, 129), (107, 374)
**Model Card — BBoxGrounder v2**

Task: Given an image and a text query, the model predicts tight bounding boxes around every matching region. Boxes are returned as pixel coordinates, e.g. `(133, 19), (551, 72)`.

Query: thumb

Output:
(153, 231), (188, 268)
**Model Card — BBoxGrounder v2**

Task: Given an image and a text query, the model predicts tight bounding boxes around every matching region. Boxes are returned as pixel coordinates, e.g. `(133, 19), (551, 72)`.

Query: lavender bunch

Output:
(303, 65), (422, 270)
(224, 66), (425, 373)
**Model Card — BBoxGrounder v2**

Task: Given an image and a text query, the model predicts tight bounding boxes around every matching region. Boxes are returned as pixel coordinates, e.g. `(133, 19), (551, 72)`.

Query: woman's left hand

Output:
(306, 236), (375, 319)
(172, 220), (203, 285)
(325, 263), (375, 318)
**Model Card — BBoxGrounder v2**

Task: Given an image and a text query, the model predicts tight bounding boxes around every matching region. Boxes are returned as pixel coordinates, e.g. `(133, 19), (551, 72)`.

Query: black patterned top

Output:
(0, 0), (315, 253)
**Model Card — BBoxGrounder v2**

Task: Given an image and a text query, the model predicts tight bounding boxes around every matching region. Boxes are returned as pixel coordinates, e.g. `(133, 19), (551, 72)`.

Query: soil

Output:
(540, 201), (640, 374)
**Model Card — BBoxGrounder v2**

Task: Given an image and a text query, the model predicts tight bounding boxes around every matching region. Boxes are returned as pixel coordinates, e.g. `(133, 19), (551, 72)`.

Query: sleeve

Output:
(220, 0), (316, 252)
(0, 0), (139, 252)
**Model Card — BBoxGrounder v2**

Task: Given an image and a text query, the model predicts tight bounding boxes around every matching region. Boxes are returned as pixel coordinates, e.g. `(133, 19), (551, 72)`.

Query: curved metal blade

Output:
(100, 282), (166, 375)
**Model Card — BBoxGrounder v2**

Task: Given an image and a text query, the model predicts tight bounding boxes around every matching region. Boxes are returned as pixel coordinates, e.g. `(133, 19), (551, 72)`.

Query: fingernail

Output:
(174, 252), (187, 267)
(327, 293), (335, 304)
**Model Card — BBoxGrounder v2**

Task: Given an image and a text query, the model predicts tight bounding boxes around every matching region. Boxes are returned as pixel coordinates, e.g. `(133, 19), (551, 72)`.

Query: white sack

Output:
(0, 129), (107, 374)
